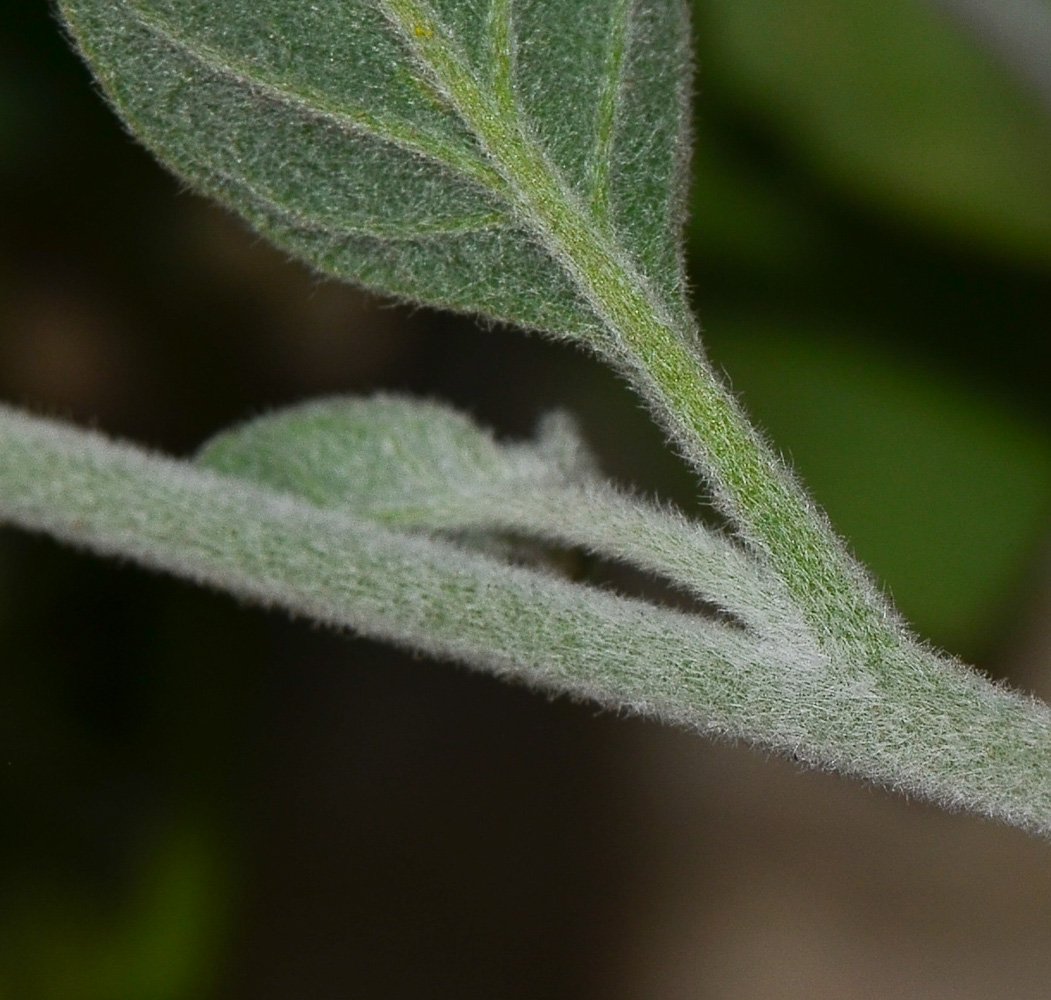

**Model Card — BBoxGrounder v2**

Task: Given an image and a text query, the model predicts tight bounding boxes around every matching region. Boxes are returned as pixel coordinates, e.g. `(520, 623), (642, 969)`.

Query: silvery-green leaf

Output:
(197, 395), (806, 638)
(59, 0), (693, 341)
(195, 395), (601, 514)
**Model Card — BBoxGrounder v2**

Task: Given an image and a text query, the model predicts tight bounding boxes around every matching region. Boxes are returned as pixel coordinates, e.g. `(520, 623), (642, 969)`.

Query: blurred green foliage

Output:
(1, 0), (1050, 996)
(1, 819), (229, 1000)
(696, 0), (1051, 265)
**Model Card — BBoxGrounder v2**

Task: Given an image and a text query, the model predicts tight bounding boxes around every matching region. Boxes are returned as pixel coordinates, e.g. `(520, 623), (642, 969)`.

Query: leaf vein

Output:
(589, 0), (633, 229)
(380, 0), (683, 353)
(487, 0), (516, 116)
(121, 0), (509, 192)
(203, 164), (513, 239)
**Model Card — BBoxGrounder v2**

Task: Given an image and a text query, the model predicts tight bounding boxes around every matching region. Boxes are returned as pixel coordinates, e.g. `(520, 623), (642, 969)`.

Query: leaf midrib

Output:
(379, 0), (685, 349)
(119, 0), (510, 193)
(589, 0), (632, 228)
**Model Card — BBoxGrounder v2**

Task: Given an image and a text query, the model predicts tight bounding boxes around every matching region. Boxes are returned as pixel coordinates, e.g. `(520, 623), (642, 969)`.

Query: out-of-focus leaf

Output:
(686, 127), (825, 271)
(698, 0), (1051, 265)
(0, 819), (229, 1000)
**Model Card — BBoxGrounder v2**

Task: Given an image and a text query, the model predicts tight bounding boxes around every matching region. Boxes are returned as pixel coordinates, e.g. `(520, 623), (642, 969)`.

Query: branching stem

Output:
(384, 0), (894, 651)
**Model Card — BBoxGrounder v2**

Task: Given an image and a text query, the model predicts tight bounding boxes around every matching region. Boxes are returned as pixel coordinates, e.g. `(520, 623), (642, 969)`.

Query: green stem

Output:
(385, 0), (894, 651)
(612, 331), (899, 652)
(5, 402), (1051, 835)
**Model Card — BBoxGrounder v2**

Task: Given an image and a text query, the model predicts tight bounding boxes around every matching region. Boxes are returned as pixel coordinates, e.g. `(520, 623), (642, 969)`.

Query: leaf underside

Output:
(60, 0), (693, 341)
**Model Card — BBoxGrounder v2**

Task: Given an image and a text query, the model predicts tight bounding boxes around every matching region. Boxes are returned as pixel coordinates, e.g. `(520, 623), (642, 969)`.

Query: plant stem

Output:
(613, 330), (899, 651)
(383, 0), (896, 654)
(5, 402), (1051, 835)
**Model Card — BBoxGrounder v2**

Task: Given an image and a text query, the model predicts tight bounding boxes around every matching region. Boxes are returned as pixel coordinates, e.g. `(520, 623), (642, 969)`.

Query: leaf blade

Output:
(196, 395), (812, 640)
(59, 0), (693, 339)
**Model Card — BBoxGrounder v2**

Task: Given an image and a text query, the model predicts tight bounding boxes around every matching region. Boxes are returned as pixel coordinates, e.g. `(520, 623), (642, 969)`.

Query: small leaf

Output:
(197, 395), (804, 637)
(59, 0), (693, 341)
(196, 394), (602, 516)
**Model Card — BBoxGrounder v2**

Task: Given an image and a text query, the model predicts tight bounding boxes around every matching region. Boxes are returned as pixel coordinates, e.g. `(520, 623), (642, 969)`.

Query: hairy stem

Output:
(4, 404), (1051, 834)
(383, 0), (894, 652)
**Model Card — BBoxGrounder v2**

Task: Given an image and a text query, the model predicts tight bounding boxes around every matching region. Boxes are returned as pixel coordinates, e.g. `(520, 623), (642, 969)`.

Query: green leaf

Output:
(195, 394), (602, 517)
(59, 0), (693, 341)
(698, 0), (1051, 264)
(197, 395), (801, 638)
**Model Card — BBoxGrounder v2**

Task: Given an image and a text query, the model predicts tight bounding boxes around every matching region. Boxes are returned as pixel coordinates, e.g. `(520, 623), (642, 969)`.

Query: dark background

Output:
(3, 1), (1051, 996)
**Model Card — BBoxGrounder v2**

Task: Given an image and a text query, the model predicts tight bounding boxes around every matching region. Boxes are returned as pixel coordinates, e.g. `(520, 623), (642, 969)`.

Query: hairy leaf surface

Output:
(59, 0), (693, 341)
(196, 395), (603, 513)
(197, 396), (802, 636)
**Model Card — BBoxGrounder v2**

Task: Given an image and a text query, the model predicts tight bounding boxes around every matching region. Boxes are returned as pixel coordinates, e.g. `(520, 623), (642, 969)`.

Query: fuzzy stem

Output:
(383, 0), (895, 652)
(5, 402), (1051, 835)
